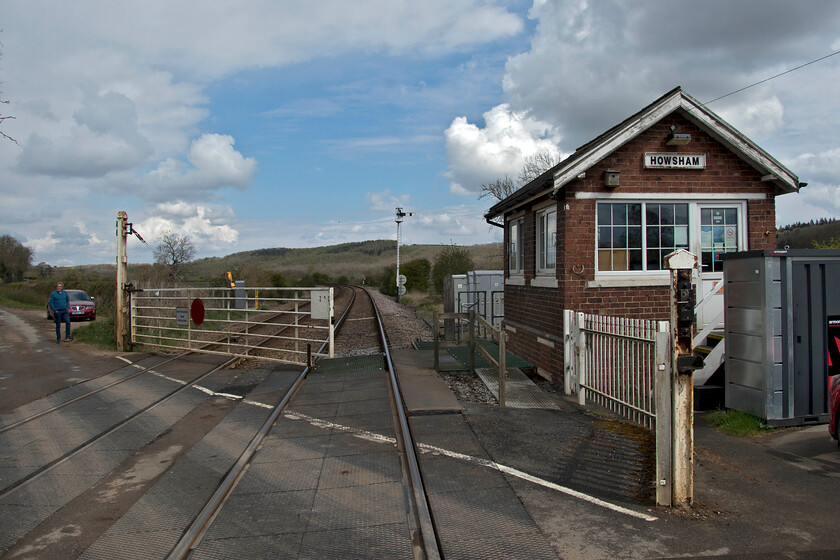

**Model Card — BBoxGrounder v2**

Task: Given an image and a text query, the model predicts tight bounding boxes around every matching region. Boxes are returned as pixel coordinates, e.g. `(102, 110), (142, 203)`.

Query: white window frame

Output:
(508, 216), (524, 275)
(696, 203), (746, 275)
(591, 198), (747, 287)
(536, 205), (557, 276)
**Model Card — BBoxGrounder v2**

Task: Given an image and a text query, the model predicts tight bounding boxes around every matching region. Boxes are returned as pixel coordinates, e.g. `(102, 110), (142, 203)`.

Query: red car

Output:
(47, 289), (97, 321)
(831, 374), (840, 445)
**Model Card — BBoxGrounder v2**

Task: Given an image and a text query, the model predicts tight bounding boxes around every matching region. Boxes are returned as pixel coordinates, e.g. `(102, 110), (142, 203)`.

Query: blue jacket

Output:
(49, 290), (69, 311)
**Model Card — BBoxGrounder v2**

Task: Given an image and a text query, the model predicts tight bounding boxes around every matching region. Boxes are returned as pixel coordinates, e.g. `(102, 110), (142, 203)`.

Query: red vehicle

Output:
(47, 289), (97, 321)
(831, 375), (840, 445)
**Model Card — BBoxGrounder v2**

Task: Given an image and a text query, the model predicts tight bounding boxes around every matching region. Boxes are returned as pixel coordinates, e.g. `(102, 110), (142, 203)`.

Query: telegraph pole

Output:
(395, 207), (413, 303)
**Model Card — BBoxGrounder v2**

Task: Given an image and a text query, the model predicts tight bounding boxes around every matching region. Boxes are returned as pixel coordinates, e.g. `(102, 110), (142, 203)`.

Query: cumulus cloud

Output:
(26, 223), (110, 266)
(3, 2), (522, 81)
(135, 134), (257, 201)
(16, 90), (153, 178)
(135, 202), (239, 252)
(775, 148), (840, 223)
(366, 190), (411, 212)
(444, 103), (561, 195)
(715, 91), (785, 139)
(443, 0), (840, 229)
(500, 0), (840, 150)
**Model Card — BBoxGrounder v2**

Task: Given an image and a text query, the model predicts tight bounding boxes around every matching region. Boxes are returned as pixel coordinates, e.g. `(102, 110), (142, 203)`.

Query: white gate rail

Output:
(564, 309), (673, 506)
(566, 311), (669, 428)
(130, 286), (334, 365)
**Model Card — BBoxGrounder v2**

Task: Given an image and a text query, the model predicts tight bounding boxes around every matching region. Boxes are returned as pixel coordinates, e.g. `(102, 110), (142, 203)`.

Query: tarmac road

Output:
(462, 389), (840, 559)
(2, 304), (840, 559)
(0, 307), (142, 414)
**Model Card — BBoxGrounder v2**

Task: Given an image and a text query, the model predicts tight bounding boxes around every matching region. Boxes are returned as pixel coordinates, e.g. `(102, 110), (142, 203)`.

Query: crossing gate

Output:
(564, 310), (673, 506)
(130, 286), (334, 366)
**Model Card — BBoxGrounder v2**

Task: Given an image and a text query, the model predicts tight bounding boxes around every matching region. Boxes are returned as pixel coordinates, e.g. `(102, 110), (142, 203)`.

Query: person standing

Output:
(49, 282), (72, 343)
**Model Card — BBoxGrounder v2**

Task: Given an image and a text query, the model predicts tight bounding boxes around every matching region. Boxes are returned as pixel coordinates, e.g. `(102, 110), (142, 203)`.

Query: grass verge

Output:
(71, 317), (116, 349)
(0, 295), (43, 310)
(705, 409), (771, 437)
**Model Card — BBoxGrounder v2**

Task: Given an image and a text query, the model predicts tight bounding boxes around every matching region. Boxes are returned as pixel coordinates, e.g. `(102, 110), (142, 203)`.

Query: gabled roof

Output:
(485, 87), (800, 221)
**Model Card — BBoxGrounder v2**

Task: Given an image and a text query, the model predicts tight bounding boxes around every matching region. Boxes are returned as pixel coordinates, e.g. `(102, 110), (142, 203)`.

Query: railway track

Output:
(166, 285), (440, 559)
(0, 286), (441, 559)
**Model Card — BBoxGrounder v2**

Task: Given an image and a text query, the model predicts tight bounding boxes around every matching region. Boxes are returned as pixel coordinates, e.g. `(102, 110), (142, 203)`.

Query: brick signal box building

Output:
(485, 87), (800, 390)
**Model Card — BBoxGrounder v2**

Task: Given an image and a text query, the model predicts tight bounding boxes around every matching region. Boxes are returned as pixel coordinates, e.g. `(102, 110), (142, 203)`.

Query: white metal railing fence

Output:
(565, 310), (670, 429)
(693, 276), (726, 384)
(130, 286), (334, 365)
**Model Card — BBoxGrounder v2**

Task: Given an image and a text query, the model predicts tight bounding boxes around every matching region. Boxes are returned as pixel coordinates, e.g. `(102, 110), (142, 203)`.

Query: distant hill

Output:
(777, 218), (840, 249)
(188, 240), (504, 285)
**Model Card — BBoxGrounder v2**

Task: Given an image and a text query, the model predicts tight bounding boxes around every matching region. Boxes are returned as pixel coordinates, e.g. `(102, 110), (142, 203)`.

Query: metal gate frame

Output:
(564, 309), (673, 506)
(129, 286), (334, 365)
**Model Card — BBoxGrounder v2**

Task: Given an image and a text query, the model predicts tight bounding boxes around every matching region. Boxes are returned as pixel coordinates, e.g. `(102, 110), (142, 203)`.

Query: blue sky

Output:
(2, 1), (839, 266)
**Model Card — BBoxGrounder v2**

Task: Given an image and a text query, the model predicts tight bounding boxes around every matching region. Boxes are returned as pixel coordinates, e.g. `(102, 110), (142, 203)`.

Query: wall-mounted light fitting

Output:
(666, 125), (691, 146)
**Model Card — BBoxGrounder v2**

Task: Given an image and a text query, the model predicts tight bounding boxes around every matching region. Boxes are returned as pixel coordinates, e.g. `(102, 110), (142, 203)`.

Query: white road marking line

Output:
(112, 364), (655, 520)
(282, 409), (657, 521)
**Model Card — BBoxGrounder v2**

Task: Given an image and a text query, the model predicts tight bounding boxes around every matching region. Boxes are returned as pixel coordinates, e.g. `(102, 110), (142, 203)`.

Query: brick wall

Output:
(502, 112), (780, 390)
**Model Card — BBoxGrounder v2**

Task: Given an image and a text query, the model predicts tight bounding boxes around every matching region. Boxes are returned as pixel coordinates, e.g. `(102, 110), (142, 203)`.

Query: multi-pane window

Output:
(537, 207), (556, 272)
(645, 203), (689, 271)
(508, 218), (523, 273)
(597, 202), (689, 272)
(701, 208), (738, 272)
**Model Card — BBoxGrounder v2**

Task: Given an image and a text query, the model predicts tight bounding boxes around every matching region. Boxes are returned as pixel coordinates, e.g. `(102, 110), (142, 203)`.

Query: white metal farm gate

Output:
(130, 286), (335, 366)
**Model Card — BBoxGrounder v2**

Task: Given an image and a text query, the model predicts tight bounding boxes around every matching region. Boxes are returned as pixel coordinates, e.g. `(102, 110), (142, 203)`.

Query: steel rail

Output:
(0, 304), (313, 435)
(166, 286), (356, 559)
(0, 354), (188, 434)
(364, 286), (442, 560)
(0, 354), (241, 501)
(0, 290), (353, 497)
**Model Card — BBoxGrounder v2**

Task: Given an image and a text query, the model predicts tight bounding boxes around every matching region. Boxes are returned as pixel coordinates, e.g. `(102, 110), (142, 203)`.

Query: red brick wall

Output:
(502, 112), (779, 390)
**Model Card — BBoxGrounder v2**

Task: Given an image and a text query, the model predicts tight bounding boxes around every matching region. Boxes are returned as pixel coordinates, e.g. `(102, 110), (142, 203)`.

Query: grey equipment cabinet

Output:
(722, 249), (840, 426)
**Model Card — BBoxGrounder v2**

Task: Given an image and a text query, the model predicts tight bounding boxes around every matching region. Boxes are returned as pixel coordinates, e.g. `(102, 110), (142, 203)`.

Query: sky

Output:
(1, 1), (839, 266)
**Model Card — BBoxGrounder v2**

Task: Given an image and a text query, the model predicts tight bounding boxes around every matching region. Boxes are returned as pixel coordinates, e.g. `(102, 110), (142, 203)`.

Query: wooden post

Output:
(115, 211), (129, 352)
(433, 311), (439, 372)
(499, 329), (506, 407)
(443, 275), (455, 341)
(665, 249), (698, 507)
(468, 310), (475, 375)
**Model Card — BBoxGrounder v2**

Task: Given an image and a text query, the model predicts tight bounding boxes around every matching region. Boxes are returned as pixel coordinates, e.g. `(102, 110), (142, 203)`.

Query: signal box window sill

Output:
(531, 276), (558, 288)
(506, 275), (525, 286)
(587, 275), (670, 288)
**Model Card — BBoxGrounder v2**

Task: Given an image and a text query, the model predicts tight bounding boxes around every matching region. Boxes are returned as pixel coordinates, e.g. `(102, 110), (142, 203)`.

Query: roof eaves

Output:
(549, 88), (684, 194)
(677, 92), (799, 193)
(484, 172), (555, 220)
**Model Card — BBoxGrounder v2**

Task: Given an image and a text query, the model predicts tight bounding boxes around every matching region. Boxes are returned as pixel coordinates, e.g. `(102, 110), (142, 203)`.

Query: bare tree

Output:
(480, 149), (562, 202)
(153, 231), (195, 278)
(518, 149), (561, 184)
(1, 44), (17, 144)
(479, 176), (517, 201)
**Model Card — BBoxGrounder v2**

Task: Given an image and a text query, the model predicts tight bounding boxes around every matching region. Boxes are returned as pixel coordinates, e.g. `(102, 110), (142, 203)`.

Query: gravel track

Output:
(367, 288), (498, 404)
